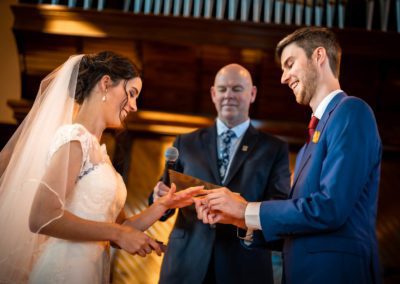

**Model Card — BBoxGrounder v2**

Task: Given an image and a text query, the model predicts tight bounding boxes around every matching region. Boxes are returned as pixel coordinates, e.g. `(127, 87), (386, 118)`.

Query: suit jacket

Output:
(158, 123), (290, 284)
(259, 93), (382, 284)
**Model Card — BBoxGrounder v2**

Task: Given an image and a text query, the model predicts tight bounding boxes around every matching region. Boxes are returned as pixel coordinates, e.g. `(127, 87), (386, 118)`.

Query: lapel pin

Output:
(242, 145), (248, 151)
(312, 131), (320, 143)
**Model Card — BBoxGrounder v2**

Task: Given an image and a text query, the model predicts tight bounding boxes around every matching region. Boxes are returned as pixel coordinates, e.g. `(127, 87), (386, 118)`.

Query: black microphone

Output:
(162, 146), (179, 186)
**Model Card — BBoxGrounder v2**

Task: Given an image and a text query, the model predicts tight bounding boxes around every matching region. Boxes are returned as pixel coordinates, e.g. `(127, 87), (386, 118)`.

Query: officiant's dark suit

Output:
(151, 64), (290, 284)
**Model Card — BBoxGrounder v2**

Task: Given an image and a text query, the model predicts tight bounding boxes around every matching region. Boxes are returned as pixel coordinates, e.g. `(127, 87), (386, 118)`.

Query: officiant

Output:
(149, 63), (290, 284)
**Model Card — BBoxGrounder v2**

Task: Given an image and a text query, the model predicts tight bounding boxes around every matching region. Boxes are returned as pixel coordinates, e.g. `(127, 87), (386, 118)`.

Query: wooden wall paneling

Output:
(82, 37), (143, 69)
(373, 59), (400, 151)
(199, 45), (243, 115)
(140, 42), (198, 113)
(13, 31), (80, 100)
(257, 51), (309, 123)
(340, 55), (382, 108)
(199, 44), (264, 116)
(378, 60), (400, 111)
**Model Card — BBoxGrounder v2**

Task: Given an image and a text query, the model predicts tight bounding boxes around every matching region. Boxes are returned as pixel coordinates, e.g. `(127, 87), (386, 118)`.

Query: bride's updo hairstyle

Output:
(75, 51), (140, 105)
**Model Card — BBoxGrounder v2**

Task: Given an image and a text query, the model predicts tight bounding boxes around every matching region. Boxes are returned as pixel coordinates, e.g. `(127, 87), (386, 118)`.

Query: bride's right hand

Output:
(156, 183), (205, 209)
(115, 225), (162, 257)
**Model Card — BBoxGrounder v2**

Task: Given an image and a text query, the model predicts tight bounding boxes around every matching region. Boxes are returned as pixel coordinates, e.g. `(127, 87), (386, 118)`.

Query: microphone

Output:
(162, 146), (179, 186)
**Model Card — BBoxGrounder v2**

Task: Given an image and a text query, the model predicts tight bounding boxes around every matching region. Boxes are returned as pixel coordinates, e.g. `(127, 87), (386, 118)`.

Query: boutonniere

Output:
(312, 131), (320, 143)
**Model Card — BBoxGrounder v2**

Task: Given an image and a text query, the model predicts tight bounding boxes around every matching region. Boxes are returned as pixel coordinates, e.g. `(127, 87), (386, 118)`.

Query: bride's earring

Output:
(102, 89), (108, 102)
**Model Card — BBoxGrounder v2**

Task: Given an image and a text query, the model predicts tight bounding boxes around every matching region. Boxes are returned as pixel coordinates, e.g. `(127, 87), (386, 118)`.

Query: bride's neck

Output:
(74, 104), (105, 141)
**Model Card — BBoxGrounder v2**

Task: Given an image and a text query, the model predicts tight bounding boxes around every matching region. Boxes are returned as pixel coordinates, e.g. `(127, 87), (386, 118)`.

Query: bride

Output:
(0, 51), (202, 283)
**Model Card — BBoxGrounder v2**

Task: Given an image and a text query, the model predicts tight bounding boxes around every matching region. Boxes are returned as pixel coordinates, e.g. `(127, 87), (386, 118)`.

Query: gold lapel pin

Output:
(312, 131), (320, 143)
(242, 145), (248, 151)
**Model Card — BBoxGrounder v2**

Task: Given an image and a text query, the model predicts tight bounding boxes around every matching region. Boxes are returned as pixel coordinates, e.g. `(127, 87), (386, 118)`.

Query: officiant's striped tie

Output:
(218, 129), (235, 179)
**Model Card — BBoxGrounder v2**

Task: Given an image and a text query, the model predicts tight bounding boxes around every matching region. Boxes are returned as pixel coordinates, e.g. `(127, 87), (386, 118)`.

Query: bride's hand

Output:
(115, 225), (163, 257)
(156, 183), (205, 209)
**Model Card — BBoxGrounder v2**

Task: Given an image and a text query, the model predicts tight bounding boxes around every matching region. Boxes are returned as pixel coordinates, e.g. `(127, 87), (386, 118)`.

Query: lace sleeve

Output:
(48, 124), (91, 172)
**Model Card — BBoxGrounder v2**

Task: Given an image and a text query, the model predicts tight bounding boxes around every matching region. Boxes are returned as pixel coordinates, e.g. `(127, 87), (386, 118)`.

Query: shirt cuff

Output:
(245, 202), (262, 230)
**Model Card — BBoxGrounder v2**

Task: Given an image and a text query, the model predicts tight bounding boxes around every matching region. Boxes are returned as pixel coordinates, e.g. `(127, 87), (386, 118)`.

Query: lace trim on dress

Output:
(78, 163), (107, 180)
(48, 124), (92, 171)
(49, 124), (110, 182)
(78, 164), (99, 180)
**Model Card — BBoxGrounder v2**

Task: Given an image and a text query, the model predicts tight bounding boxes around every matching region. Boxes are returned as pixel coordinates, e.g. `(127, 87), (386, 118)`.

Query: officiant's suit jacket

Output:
(258, 93), (382, 284)
(158, 123), (290, 284)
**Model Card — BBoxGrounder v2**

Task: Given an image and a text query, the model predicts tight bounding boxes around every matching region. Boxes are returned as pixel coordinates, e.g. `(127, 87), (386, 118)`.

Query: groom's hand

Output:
(194, 188), (248, 228)
(206, 188), (247, 219)
(194, 197), (215, 224)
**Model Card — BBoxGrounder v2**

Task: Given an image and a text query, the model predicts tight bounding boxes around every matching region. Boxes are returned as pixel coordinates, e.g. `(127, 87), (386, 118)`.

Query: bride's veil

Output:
(0, 54), (84, 283)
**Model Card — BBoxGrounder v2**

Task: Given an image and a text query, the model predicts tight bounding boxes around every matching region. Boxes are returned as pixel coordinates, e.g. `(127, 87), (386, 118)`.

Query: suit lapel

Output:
(291, 92), (347, 192)
(223, 125), (259, 186)
(201, 124), (222, 184)
(292, 145), (306, 181)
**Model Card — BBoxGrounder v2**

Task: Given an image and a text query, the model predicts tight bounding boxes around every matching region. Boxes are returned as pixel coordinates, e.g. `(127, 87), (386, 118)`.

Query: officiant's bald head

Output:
(211, 64), (257, 128)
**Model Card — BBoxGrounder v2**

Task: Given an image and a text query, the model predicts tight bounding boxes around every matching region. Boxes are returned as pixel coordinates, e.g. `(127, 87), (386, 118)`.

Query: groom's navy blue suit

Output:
(259, 93), (382, 284)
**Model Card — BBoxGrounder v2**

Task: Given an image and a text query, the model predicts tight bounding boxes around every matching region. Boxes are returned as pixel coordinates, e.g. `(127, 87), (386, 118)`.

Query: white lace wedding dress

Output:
(29, 124), (127, 284)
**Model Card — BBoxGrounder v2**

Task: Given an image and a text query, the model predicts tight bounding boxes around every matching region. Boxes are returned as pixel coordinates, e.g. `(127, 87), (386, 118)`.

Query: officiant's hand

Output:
(156, 183), (205, 209)
(116, 225), (163, 257)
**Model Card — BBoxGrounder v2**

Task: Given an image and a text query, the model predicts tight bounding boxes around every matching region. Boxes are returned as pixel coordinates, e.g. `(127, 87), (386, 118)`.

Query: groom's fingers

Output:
(207, 212), (217, 224)
(204, 210), (212, 224)
(195, 202), (207, 220)
(207, 196), (226, 212)
(208, 212), (219, 224)
(194, 200), (203, 220)
(205, 192), (225, 203)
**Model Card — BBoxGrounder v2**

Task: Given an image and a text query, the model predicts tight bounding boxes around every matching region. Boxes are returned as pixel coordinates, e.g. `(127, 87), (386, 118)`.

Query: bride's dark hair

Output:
(75, 51), (140, 105)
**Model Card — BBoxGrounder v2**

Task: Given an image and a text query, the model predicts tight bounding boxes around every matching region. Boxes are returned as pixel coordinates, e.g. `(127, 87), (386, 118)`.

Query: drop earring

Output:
(102, 89), (108, 102)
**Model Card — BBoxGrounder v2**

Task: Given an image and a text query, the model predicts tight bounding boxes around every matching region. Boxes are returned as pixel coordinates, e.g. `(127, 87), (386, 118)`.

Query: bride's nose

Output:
(127, 96), (137, 112)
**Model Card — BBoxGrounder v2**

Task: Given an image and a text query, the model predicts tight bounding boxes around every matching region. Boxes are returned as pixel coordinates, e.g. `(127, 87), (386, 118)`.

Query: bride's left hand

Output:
(157, 183), (205, 209)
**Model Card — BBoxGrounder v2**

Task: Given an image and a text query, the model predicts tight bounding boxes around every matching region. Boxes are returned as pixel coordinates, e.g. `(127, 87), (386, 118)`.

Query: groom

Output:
(197, 27), (382, 284)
